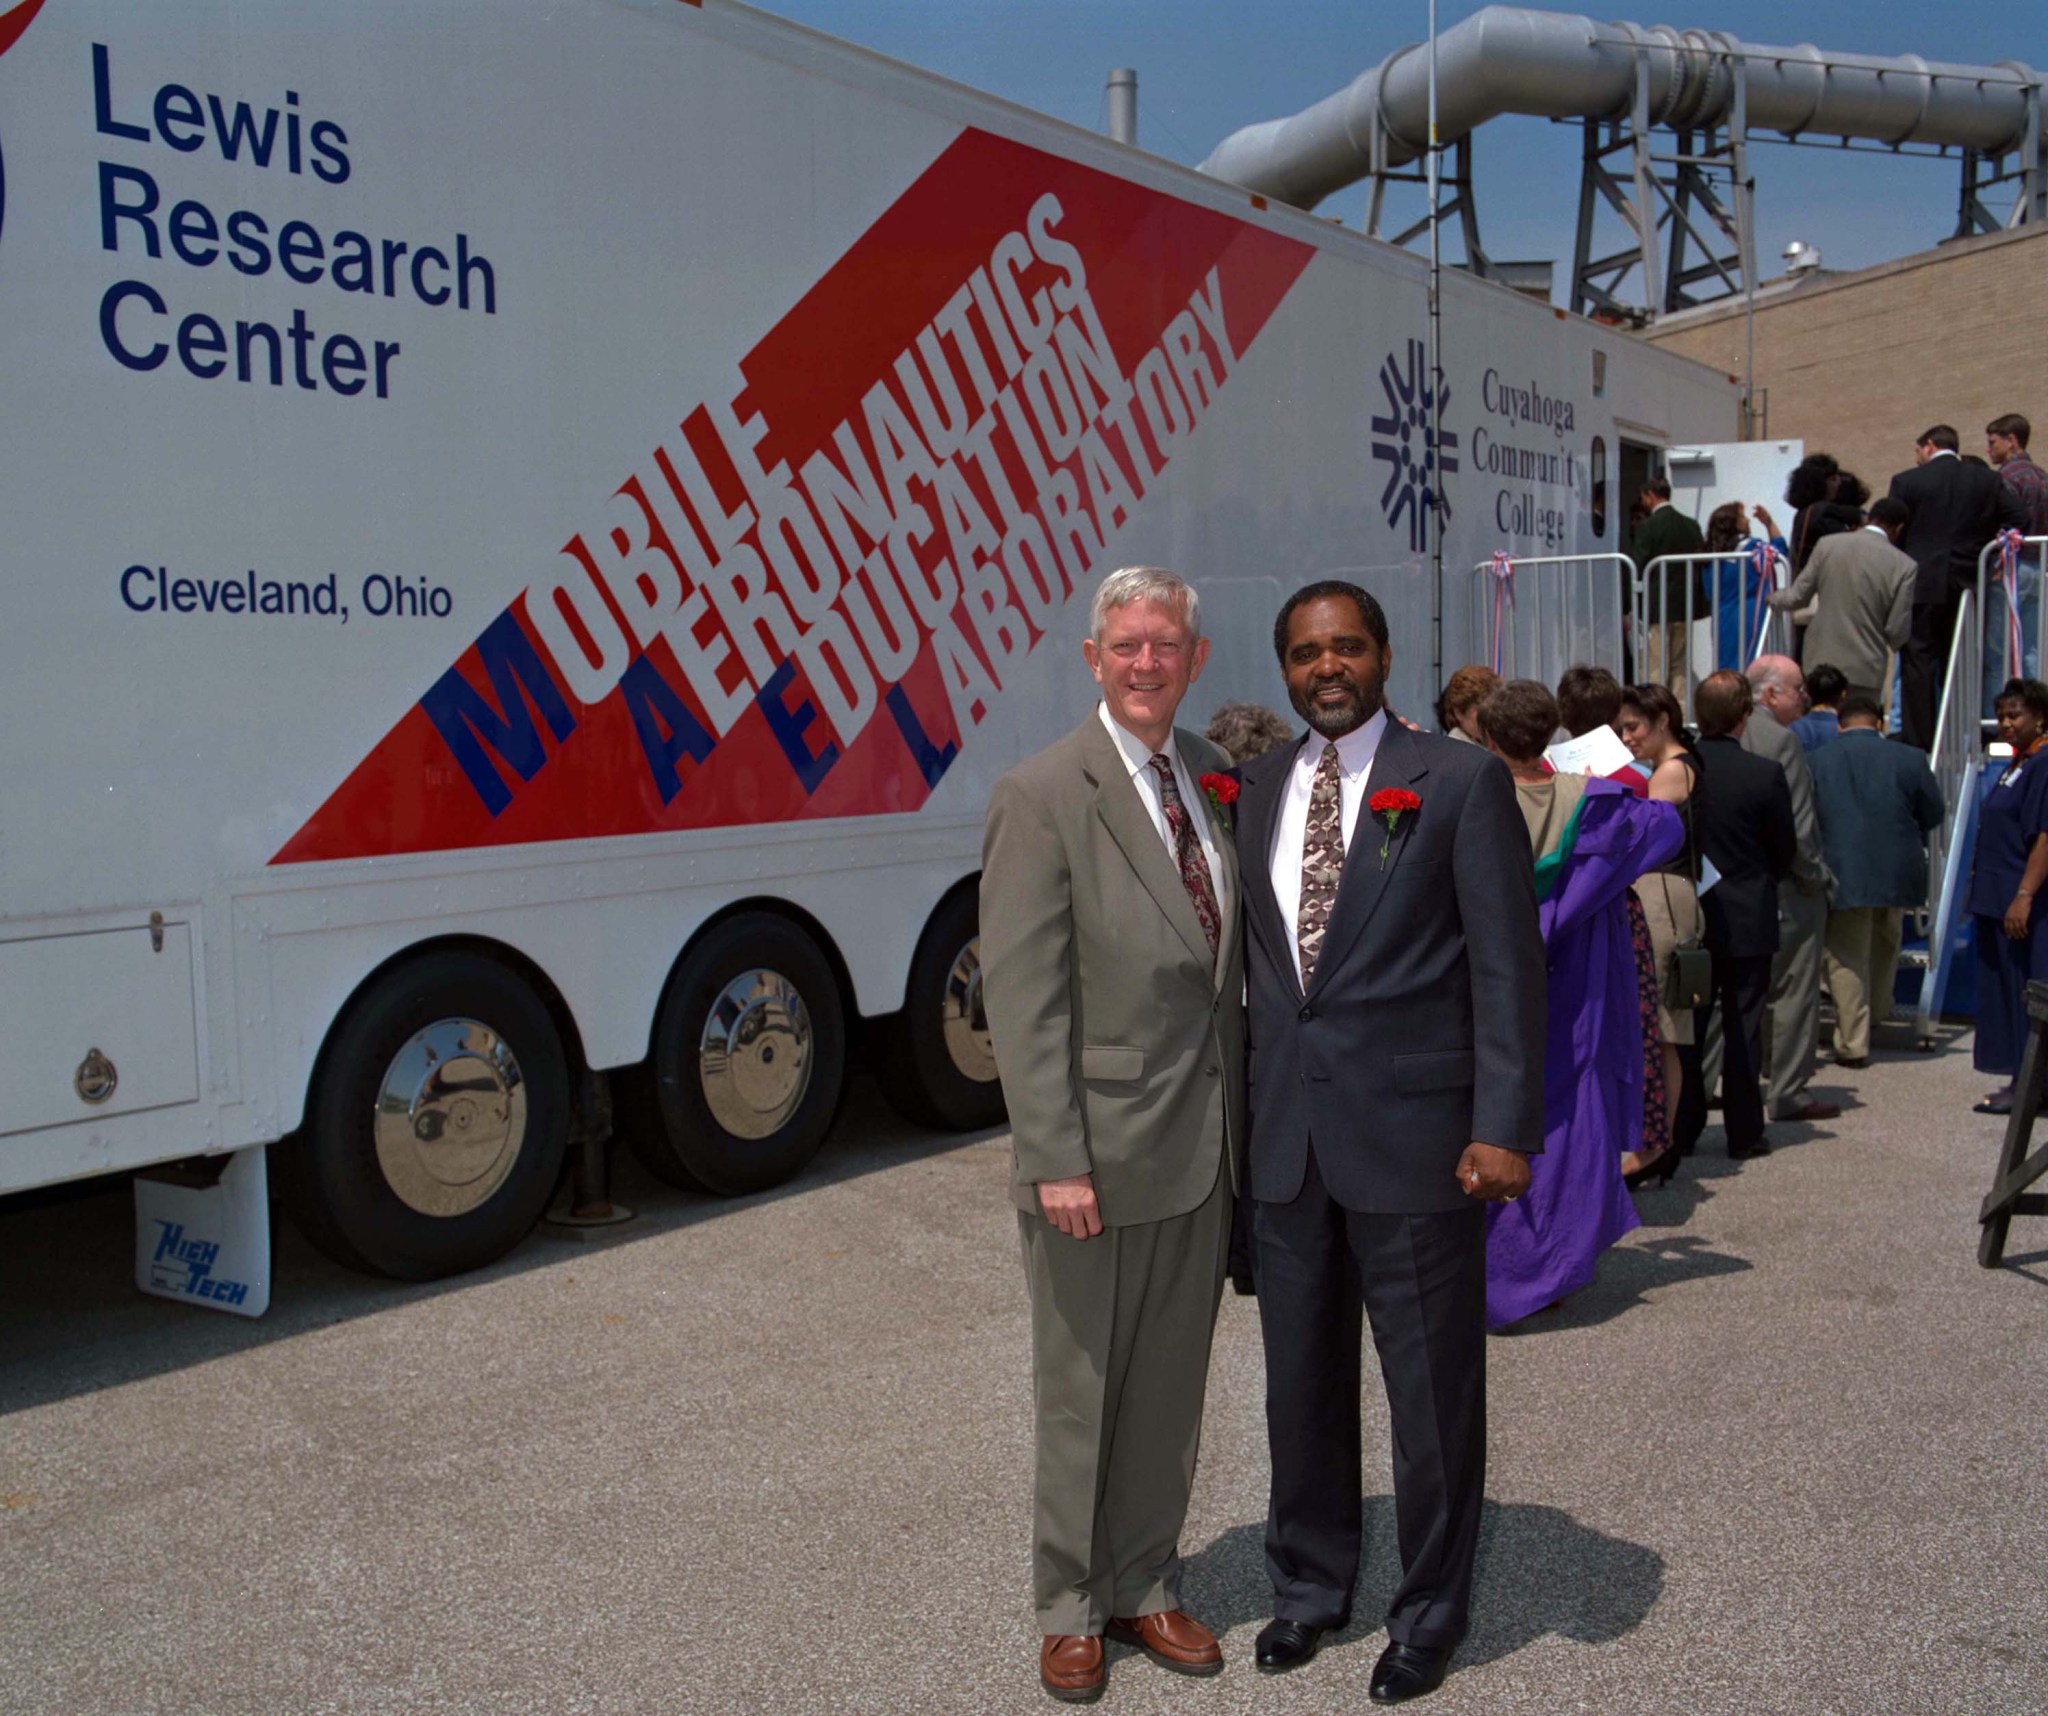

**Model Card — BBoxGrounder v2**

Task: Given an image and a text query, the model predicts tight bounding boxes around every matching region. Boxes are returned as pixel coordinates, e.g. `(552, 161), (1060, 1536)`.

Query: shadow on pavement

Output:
(1181, 1498), (1663, 1666)
(0, 1077), (994, 1417)
(1490, 1231), (1752, 1336)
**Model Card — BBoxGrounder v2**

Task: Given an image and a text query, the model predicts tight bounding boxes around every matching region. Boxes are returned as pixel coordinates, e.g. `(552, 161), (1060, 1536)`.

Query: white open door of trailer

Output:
(1666, 441), (1806, 535)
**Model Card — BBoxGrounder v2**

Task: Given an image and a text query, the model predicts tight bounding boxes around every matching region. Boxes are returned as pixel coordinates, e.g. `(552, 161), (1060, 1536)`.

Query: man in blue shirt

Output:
(1791, 664), (1847, 753)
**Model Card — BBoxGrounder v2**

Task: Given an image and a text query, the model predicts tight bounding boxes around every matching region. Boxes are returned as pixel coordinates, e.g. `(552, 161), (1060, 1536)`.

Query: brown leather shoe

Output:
(1107, 1609), (1224, 1676)
(1039, 1634), (1105, 1703)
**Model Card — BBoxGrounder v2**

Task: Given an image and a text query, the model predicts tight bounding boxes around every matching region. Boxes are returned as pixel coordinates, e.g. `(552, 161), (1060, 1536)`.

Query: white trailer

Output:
(0, 0), (1738, 1292)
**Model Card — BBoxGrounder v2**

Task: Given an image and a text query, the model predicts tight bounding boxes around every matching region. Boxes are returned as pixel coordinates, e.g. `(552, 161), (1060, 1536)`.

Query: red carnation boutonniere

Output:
(1199, 772), (1239, 832)
(1368, 787), (1421, 869)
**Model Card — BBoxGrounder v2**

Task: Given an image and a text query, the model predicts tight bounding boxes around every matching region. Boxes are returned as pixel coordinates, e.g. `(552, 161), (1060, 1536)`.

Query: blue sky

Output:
(762, 1), (2041, 299)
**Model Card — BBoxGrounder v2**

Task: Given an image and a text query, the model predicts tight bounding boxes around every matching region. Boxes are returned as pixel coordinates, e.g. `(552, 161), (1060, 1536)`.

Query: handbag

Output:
(1658, 761), (1713, 1012)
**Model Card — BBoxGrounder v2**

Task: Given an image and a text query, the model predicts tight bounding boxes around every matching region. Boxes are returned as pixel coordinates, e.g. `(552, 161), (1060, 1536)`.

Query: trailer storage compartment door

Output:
(0, 921), (201, 1135)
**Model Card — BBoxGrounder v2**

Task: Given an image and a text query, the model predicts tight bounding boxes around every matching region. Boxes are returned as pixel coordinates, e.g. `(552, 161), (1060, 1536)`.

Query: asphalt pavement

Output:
(2, 1021), (2045, 1716)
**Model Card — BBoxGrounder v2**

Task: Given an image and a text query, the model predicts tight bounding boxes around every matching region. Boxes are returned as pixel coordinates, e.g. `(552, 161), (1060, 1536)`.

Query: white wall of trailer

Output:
(0, 0), (1737, 1208)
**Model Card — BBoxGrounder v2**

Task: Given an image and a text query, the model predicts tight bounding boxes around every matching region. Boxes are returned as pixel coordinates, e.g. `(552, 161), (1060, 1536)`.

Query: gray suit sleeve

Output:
(1452, 757), (1546, 1154)
(979, 774), (1092, 1185)
(1769, 552), (1820, 612)
(1782, 739), (1832, 896)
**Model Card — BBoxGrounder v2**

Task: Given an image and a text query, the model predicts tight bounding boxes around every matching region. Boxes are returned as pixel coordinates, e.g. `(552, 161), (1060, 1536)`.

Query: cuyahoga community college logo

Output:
(1370, 338), (1459, 554)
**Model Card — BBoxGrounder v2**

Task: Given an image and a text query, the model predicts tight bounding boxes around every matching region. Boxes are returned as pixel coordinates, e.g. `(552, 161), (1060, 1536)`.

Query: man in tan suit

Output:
(1767, 496), (1916, 701)
(981, 566), (1244, 1703)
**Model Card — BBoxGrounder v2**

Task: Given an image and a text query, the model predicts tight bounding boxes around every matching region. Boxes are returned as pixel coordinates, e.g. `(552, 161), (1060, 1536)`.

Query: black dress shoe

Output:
(1230, 1271), (1257, 1297)
(1253, 1619), (1324, 1672)
(1368, 1640), (1451, 1703)
(1727, 1137), (1772, 1160)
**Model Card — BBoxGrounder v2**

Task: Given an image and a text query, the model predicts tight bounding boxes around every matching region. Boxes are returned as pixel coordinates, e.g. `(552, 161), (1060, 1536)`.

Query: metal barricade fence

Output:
(1976, 534), (2048, 719)
(1635, 550), (1793, 707)
(1469, 552), (1629, 687)
(1918, 585), (1987, 1044)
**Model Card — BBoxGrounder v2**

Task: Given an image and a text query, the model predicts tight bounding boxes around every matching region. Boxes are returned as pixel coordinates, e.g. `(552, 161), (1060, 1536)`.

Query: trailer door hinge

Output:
(149, 911), (165, 953)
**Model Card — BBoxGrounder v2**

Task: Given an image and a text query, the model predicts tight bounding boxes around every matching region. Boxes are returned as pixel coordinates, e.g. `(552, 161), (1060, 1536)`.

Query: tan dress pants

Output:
(1824, 907), (1904, 1062)
(1019, 1167), (1230, 1635)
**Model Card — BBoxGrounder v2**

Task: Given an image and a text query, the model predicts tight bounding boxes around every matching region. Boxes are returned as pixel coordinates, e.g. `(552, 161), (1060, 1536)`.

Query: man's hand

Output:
(2006, 893), (2034, 941)
(1038, 1173), (1103, 1239)
(1455, 1143), (1530, 1203)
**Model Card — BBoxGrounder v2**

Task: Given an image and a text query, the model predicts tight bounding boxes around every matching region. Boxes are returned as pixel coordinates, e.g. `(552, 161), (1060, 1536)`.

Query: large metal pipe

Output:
(1200, 5), (2042, 209)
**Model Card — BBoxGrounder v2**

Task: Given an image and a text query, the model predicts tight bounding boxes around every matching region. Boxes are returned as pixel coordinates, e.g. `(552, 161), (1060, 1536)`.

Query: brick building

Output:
(1642, 223), (2048, 495)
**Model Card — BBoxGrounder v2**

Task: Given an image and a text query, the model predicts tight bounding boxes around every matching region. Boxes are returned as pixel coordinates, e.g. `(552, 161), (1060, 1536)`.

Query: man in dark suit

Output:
(1808, 692), (1944, 1066)
(1235, 581), (1544, 1704)
(1674, 670), (1798, 1159)
(1629, 477), (1708, 696)
(1890, 424), (2027, 748)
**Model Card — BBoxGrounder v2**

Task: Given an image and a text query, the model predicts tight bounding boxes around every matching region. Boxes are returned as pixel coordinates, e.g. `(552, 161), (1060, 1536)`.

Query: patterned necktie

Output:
(1297, 741), (1345, 985)
(1148, 753), (1221, 961)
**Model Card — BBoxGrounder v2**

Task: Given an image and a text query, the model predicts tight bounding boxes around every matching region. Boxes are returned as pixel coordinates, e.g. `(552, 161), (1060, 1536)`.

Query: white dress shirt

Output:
(1096, 701), (1228, 924)
(1268, 708), (1389, 984)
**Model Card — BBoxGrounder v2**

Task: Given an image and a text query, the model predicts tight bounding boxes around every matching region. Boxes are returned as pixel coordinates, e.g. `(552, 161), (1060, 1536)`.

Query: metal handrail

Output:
(1917, 586), (1986, 1043)
(1975, 533), (2048, 714)
(1469, 552), (1630, 685)
(1636, 549), (1792, 702)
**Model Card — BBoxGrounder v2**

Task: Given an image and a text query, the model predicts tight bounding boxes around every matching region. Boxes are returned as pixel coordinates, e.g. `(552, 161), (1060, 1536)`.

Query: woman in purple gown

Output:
(1475, 680), (1683, 1328)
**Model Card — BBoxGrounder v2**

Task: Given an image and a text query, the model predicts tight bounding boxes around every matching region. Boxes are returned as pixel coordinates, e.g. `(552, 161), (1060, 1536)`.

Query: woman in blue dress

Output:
(1970, 678), (2048, 1113)
(1705, 501), (1791, 673)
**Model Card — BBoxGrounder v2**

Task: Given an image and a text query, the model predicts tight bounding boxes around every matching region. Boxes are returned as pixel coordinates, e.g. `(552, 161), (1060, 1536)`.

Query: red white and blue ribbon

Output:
(1744, 539), (1782, 663)
(1487, 551), (1515, 674)
(1994, 528), (2028, 680)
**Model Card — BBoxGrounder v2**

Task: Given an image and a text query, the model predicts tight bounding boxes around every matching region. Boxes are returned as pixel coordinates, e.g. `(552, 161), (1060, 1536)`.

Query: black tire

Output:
(275, 951), (572, 1280)
(616, 1064), (712, 1192)
(642, 913), (846, 1196)
(876, 887), (1006, 1132)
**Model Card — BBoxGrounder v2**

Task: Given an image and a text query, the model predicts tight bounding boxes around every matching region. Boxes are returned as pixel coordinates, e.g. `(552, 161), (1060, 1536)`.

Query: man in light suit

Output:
(1766, 497), (1917, 703)
(1236, 581), (1543, 1705)
(980, 566), (1243, 1703)
(1743, 655), (1839, 1126)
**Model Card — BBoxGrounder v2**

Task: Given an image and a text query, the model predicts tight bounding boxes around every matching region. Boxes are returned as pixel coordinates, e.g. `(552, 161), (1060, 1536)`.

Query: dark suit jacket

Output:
(1694, 735), (1797, 958)
(1808, 728), (1944, 911)
(1237, 722), (1544, 1215)
(1886, 454), (2027, 604)
(1630, 503), (1709, 611)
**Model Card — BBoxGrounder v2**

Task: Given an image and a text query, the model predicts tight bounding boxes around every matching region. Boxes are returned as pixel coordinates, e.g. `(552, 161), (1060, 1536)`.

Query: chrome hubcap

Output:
(699, 969), (813, 1140)
(373, 1019), (525, 1216)
(942, 937), (996, 1084)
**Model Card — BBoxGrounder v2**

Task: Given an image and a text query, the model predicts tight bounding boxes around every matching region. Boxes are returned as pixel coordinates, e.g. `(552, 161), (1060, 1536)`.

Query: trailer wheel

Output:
(876, 889), (1004, 1131)
(638, 914), (846, 1195)
(278, 952), (571, 1280)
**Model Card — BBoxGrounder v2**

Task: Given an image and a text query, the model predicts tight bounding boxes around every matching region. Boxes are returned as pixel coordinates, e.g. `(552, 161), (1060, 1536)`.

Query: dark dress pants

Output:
(1902, 594), (1957, 750)
(1675, 951), (1773, 1152)
(1254, 1147), (1487, 1649)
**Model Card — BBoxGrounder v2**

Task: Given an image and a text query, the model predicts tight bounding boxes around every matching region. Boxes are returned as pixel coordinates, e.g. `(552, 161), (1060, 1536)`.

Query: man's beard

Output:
(1293, 672), (1383, 738)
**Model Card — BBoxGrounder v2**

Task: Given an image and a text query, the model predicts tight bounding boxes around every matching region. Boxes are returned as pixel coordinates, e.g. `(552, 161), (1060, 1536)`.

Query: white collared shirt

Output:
(1096, 701), (1228, 923)
(1268, 709), (1389, 983)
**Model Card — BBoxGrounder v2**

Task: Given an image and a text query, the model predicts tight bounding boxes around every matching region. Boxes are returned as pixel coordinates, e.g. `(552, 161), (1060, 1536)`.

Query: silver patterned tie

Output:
(1297, 742), (1345, 985)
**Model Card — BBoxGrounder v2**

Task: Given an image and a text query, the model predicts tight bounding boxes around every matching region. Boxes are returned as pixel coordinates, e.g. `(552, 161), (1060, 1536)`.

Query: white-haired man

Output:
(981, 567), (1245, 1702)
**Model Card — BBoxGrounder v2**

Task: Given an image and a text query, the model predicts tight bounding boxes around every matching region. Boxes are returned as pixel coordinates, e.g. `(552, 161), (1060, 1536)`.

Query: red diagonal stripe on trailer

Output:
(273, 128), (1313, 864)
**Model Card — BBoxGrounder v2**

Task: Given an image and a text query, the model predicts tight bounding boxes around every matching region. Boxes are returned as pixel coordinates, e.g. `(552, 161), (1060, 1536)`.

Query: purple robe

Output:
(1486, 781), (1682, 1328)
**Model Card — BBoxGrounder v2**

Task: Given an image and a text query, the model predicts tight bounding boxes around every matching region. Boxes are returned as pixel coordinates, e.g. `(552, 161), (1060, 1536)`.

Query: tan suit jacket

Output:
(981, 712), (1245, 1225)
(1768, 528), (1915, 693)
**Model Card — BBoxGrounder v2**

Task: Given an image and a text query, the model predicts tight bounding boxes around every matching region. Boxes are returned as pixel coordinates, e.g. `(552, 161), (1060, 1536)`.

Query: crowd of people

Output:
(1627, 414), (2047, 749)
(978, 414), (2047, 1707)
